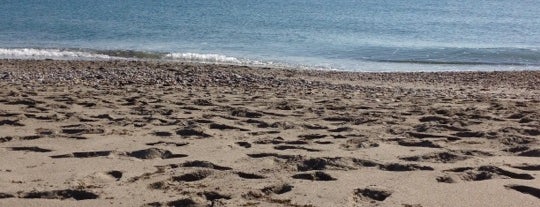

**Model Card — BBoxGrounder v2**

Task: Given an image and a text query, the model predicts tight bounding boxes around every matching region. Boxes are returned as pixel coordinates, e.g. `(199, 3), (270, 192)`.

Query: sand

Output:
(0, 59), (539, 207)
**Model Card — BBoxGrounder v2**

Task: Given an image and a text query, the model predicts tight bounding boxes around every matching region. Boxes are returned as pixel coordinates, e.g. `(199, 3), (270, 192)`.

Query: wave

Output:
(97, 50), (163, 59)
(164, 53), (242, 64)
(2, 47), (539, 72)
(0, 48), (246, 64)
(0, 48), (113, 59)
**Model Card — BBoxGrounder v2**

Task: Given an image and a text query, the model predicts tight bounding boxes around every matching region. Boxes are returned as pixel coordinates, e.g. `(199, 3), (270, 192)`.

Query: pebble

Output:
(0, 59), (538, 98)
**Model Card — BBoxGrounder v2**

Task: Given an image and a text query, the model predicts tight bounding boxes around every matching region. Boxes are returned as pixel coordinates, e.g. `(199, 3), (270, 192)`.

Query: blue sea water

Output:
(1, 0), (540, 71)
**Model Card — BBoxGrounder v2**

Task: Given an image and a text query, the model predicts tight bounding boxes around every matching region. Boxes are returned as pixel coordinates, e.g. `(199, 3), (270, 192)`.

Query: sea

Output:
(1, 0), (540, 72)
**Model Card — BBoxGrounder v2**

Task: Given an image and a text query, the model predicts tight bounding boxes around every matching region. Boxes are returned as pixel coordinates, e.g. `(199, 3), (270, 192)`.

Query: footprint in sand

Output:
(173, 160), (233, 171)
(508, 164), (540, 171)
(146, 141), (189, 147)
(173, 170), (213, 182)
(0, 136), (14, 143)
(400, 151), (469, 163)
(262, 183), (293, 195)
(61, 124), (105, 135)
(127, 148), (188, 159)
(292, 171), (337, 181)
(234, 141), (252, 148)
(50, 148), (187, 159)
(209, 123), (249, 131)
(354, 187), (392, 202)
(341, 137), (379, 150)
(8, 146), (52, 153)
(273, 145), (321, 152)
(440, 166), (534, 182)
(0, 189), (99, 201)
(517, 149), (540, 157)
(152, 131), (173, 137)
(236, 172), (266, 179)
(50, 150), (114, 158)
(505, 185), (540, 199)
(396, 139), (441, 148)
(0, 119), (24, 126)
(176, 127), (211, 138)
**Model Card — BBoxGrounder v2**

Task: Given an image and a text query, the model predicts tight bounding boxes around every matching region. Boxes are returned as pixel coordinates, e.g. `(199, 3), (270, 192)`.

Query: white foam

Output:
(0, 48), (112, 59)
(164, 52), (241, 64)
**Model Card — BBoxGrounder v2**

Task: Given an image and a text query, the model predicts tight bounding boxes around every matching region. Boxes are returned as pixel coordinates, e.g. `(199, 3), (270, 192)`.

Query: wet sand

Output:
(0, 59), (539, 206)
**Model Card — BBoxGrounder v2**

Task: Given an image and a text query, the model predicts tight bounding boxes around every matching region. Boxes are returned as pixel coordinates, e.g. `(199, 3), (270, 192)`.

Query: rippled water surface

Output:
(1, 0), (540, 71)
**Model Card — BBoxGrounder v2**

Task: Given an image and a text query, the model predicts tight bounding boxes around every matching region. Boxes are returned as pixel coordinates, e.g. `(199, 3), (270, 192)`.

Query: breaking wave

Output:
(0, 48), (113, 60)
(163, 52), (242, 64)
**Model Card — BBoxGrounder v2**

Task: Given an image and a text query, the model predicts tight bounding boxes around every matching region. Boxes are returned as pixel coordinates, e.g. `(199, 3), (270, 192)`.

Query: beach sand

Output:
(0, 59), (539, 206)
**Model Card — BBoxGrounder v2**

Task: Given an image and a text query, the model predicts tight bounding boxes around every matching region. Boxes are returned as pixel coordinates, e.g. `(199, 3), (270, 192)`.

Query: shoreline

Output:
(0, 59), (539, 206)
(2, 46), (540, 72)
(2, 58), (539, 84)
(1, 59), (539, 100)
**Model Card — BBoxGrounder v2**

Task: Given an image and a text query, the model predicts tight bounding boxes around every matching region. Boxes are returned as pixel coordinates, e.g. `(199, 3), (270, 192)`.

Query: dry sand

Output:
(0, 59), (539, 207)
